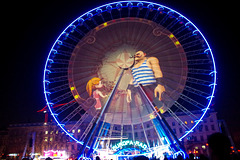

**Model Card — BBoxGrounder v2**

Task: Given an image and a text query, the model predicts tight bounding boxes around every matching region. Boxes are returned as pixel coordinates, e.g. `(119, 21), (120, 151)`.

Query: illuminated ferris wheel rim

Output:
(43, 0), (217, 148)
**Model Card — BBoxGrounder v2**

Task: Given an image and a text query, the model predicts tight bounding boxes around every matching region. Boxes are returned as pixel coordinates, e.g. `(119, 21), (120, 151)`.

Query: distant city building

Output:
(0, 111), (222, 159)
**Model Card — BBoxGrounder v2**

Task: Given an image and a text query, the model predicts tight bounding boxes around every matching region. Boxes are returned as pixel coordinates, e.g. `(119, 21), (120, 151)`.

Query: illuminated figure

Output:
(127, 51), (166, 107)
(86, 77), (107, 110)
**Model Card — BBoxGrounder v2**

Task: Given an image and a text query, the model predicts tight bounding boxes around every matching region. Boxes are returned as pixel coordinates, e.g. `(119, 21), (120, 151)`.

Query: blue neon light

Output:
(43, 0), (217, 146)
(173, 150), (186, 159)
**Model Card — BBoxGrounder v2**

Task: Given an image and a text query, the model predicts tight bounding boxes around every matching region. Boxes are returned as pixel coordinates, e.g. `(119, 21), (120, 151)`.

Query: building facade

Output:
(0, 111), (220, 159)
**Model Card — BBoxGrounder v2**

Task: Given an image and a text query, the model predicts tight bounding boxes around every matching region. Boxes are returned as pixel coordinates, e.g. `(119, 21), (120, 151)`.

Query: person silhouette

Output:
(96, 156), (101, 160)
(207, 132), (231, 160)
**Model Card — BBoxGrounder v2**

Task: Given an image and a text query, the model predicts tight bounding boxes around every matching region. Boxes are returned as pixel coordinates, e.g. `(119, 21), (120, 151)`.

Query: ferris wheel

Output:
(43, 1), (216, 159)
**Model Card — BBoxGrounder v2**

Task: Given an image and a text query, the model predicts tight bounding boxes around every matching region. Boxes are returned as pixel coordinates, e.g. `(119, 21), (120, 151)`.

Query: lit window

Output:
(50, 137), (53, 141)
(44, 137), (48, 142)
(72, 130), (75, 133)
(56, 130), (59, 134)
(184, 121), (188, 125)
(78, 129), (81, 133)
(45, 131), (48, 134)
(191, 120), (194, 124)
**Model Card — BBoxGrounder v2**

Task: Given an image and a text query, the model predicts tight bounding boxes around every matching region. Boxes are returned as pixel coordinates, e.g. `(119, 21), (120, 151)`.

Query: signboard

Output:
(40, 150), (67, 159)
(112, 140), (147, 150)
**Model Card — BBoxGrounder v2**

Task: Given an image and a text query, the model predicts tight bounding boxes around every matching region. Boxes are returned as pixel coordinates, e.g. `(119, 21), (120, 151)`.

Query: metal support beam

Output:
(77, 69), (126, 159)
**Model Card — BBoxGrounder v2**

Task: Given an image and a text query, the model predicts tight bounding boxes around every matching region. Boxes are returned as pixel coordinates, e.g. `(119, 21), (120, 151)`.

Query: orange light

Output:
(175, 41), (180, 45)
(70, 87), (75, 91)
(74, 95), (79, 99)
(206, 143), (209, 146)
(103, 22), (107, 26)
(149, 114), (155, 119)
(169, 34), (174, 38)
(159, 108), (164, 113)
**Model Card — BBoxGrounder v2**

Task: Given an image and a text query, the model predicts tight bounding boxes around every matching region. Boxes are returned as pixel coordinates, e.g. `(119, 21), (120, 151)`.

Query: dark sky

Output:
(2, 0), (240, 136)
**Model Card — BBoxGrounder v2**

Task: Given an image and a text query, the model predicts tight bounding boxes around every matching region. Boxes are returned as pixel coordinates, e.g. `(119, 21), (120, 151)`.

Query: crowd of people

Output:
(132, 133), (239, 160)
(36, 132), (238, 160)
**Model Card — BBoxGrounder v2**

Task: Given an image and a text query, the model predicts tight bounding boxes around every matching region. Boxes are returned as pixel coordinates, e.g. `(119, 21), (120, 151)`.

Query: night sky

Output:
(2, 0), (240, 137)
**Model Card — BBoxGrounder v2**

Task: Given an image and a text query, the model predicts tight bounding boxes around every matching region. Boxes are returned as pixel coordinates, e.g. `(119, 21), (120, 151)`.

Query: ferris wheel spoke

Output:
(52, 49), (72, 57)
(56, 40), (76, 50)
(47, 75), (68, 83)
(73, 57), (102, 64)
(158, 12), (170, 25)
(50, 91), (73, 104)
(188, 68), (214, 75)
(63, 32), (81, 43)
(177, 32), (194, 42)
(45, 67), (68, 74)
(185, 48), (208, 57)
(179, 94), (206, 109)
(69, 111), (89, 132)
(162, 17), (179, 32)
(70, 70), (98, 80)
(49, 58), (70, 65)
(60, 104), (84, 124)
(172, 24), (188, 36)
(166, 108), (189, 131)
(186, 77), (213, 87)
(48, 84), (69, 94)
(187, 58), (212, 66)
(181, 39), (203, 49)
(173, 101), (199, 120)
(54, 100), (78, 114)
(150, 36), (175, 50)
(184, 85), (210, 98)
(79, 111), (101, 142)
(132, 92), (152, 148)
